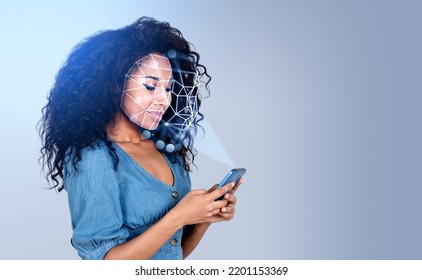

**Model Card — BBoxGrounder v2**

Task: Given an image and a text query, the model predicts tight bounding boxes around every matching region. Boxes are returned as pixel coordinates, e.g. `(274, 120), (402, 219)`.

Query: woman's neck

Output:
(106, 112), (145, 143)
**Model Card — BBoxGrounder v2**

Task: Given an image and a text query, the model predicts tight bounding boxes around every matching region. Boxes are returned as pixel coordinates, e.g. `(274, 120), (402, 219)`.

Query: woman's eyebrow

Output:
(143, 75), (174, 86)
(143, 75), (160, 81)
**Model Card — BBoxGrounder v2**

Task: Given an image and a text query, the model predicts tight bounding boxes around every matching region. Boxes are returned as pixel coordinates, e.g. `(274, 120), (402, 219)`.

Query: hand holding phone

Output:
(215, 168), (246, 200)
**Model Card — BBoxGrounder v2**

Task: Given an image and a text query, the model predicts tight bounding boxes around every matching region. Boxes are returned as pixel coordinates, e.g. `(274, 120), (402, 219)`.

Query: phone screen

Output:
(215, 168), (246, 200)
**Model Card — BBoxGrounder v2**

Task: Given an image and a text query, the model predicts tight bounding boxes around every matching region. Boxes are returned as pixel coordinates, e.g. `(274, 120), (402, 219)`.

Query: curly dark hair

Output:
(39, 17), (210, 191)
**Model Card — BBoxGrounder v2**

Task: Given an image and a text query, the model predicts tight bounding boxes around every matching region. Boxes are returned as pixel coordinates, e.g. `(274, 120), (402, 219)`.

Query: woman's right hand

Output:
(170, 182), (234, 226)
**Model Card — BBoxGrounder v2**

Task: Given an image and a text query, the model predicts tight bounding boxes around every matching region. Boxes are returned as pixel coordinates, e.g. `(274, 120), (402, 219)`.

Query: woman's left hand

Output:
(208, 178), (243, 223)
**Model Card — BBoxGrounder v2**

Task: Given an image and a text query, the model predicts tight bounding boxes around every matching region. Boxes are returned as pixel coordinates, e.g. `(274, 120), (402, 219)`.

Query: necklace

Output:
(139, 126), (184, 153)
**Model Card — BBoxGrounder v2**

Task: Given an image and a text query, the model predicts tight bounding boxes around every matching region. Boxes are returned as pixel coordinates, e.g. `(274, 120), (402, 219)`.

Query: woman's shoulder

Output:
(65, 141), (116, 173)
(63, 141), (119, 193)
(81, 141), (113, 159)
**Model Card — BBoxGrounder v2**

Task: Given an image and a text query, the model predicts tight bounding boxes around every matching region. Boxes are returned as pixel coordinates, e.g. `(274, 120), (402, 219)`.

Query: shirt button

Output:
(170, 239), (177, 246)
(172, 191), (179, 198)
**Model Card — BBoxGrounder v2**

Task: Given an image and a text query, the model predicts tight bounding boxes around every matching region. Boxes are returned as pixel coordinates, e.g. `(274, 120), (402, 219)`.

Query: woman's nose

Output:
(154, 87), (171, 105)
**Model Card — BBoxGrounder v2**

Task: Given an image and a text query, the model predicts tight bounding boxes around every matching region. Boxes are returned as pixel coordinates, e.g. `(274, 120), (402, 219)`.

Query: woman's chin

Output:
(139, 121), (159, 131)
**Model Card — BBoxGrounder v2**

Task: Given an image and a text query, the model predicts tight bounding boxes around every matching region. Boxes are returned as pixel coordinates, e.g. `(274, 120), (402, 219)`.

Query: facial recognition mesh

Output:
(166, 66), (201, 132)
(121, 54), (173, 130)
(122, 53), (201, 143)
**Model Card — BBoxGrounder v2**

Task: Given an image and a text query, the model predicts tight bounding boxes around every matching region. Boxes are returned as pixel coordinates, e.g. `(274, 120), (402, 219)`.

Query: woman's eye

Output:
(143, 84), (156, 91)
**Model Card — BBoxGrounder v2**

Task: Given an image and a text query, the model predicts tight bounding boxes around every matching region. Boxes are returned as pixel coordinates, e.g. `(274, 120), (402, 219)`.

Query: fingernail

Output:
(231, 182), (235, 187)
(221, 207), (227, 213)
(225, 193), (230, 199)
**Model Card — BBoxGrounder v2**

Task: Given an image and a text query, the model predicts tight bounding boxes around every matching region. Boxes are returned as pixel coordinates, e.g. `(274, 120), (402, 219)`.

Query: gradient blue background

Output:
(0, 0), (421, 259)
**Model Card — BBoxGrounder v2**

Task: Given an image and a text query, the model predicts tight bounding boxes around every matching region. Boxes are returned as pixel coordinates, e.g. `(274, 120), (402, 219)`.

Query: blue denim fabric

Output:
(63, 141), (191, 260)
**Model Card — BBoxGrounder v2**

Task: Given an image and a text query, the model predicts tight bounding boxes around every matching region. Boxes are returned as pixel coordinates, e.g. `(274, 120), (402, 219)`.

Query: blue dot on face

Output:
(173, 133), (181, 141)
(175, 144), (183, 151)
(156, 140), (165, 150)
(167, 49), (177, 59)
(142, 130), (151, 139)
(165, 144), (175, 153)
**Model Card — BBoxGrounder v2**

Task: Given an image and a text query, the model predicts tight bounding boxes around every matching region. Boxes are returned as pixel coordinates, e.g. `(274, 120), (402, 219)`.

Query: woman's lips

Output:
(148, 110), (164, 122)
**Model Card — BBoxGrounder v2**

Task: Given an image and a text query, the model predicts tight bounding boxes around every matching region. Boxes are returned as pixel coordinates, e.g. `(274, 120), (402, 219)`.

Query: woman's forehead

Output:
(134, 54), (172, 80)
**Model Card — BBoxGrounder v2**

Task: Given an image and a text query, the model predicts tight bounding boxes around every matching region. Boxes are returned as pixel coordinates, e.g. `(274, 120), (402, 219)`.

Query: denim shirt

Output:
(63, 141), (191, 260)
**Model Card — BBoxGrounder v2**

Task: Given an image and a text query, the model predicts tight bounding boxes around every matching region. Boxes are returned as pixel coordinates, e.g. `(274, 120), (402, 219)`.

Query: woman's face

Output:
(121, 54), (173, 130)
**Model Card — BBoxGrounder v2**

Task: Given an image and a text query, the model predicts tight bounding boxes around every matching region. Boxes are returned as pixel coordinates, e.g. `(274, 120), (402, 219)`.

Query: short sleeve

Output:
(64, 145), (129, 260)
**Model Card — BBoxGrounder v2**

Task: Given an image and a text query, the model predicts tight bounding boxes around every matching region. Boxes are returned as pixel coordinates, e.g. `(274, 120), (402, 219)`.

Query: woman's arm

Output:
(104, 208), (180, 259)
(181, 180), (241, 259)
(181, 223), (211, 259)
(104, 184), (232, 259)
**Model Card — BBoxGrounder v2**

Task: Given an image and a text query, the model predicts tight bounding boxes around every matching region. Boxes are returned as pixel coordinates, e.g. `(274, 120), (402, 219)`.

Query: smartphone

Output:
(215, 168), (246, 200)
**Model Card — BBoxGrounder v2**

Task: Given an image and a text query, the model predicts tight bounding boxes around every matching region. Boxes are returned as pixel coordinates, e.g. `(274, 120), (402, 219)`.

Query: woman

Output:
(39, 17), (243, 260)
